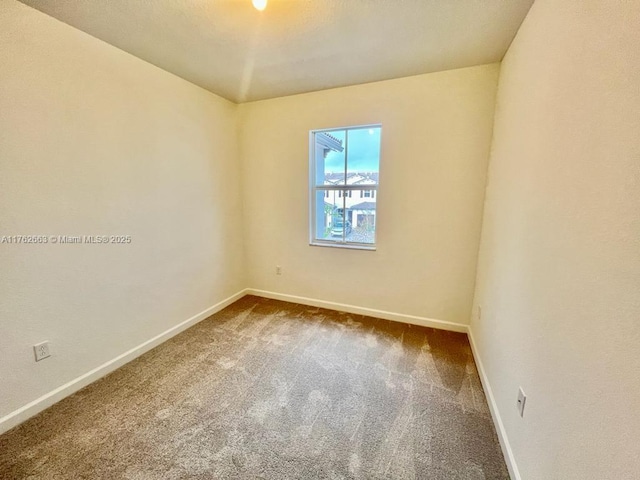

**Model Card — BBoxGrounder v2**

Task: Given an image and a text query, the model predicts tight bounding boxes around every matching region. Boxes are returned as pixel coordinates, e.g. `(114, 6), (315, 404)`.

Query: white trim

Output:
(314, 185), (379, 191)
(468, 326), (521, 480)
(0, 289), (249, 435)
(309, 241), (376, 251)
(309, 123), (382, 135)
(246, 288), (468, 333)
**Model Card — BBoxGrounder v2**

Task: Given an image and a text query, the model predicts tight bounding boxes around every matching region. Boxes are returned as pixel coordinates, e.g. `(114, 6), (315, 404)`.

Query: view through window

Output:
(310, 125), (381, 248)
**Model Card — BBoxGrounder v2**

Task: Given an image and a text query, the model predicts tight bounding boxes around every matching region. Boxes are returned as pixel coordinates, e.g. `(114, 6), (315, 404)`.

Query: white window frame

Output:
(309, 124), (381, 250)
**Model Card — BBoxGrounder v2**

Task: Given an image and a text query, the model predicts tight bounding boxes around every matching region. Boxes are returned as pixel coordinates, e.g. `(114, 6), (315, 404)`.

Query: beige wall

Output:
(239, 65), (499, 325)
(12, 5), (637, 476)
(471, 1), (640, 479)
(0, 1), (245, 425)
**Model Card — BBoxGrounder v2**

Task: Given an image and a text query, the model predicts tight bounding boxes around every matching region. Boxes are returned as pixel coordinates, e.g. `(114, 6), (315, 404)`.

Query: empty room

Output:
(1, 1), (638, 479)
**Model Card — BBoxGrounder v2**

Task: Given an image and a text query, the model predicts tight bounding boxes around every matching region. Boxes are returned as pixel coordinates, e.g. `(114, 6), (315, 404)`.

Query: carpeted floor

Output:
(0, 295), (509, 479)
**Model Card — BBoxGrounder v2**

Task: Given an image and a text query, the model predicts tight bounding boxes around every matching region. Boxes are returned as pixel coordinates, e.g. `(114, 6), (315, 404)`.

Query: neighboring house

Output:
(323, 172), (378, 228)
(349, 201), (376, 230)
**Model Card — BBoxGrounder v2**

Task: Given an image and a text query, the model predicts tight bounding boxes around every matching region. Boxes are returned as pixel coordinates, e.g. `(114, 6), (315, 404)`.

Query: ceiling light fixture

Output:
(252, 0), (267, 11)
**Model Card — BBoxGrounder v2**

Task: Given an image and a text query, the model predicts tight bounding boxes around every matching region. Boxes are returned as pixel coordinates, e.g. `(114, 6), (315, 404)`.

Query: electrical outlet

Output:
(477, 305), (482, 320)
(276, 265), (282, 275)
(33, 341), (51, 362)
(517, 387), (526, 417)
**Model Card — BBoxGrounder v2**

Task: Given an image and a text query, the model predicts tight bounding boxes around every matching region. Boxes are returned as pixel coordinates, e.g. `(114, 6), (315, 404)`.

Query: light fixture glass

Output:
(252, 0), (267, 11)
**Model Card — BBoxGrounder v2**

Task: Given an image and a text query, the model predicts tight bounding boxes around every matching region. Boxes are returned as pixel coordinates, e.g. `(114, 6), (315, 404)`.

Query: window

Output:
(309, 125), (381, 249)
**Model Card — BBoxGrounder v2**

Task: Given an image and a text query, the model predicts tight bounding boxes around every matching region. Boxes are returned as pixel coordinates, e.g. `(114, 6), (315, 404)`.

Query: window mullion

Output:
(344, 129), (349, 186)
(316, 185), (378, 191)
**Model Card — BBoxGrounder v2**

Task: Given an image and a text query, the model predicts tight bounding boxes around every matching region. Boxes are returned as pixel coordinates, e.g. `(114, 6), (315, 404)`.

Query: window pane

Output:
(314, 190), (344, 241)
(346, 127), (380, 188)
(310, 125), (380, 248)
(314, 130), (346, 186)
(347, 191), (377, 245)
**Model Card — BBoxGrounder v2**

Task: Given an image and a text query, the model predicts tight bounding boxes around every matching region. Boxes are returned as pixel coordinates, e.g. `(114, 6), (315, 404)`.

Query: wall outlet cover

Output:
(34, 341), (51, 362)
(517, 387), (527, 417)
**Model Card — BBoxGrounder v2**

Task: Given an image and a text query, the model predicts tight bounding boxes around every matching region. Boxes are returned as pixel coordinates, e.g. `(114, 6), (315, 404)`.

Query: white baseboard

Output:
(246, 288), (468, 333)
(467, 327), (521, 480)
(0, 288), (249, 435)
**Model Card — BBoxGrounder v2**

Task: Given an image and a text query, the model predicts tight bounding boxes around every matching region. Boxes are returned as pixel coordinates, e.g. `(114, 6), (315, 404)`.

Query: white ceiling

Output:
(19, 0), (534, 103)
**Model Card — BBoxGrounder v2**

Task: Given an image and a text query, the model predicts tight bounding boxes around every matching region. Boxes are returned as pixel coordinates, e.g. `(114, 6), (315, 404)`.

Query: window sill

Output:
(309, 241), (376, 251)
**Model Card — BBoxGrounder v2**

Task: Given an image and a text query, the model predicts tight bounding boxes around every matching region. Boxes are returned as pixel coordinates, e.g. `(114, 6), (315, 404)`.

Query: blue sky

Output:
(324, 127), (380, 173)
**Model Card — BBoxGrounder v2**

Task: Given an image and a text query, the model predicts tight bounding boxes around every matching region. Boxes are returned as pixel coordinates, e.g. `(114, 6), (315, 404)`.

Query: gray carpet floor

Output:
(0, 295), (510, 479)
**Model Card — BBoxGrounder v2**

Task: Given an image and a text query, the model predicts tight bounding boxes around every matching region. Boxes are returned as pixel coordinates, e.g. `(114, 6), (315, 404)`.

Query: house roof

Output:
(316, 132), (344, 153)
(324, 172), (379, 185)
(350, 202), (377, 211)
